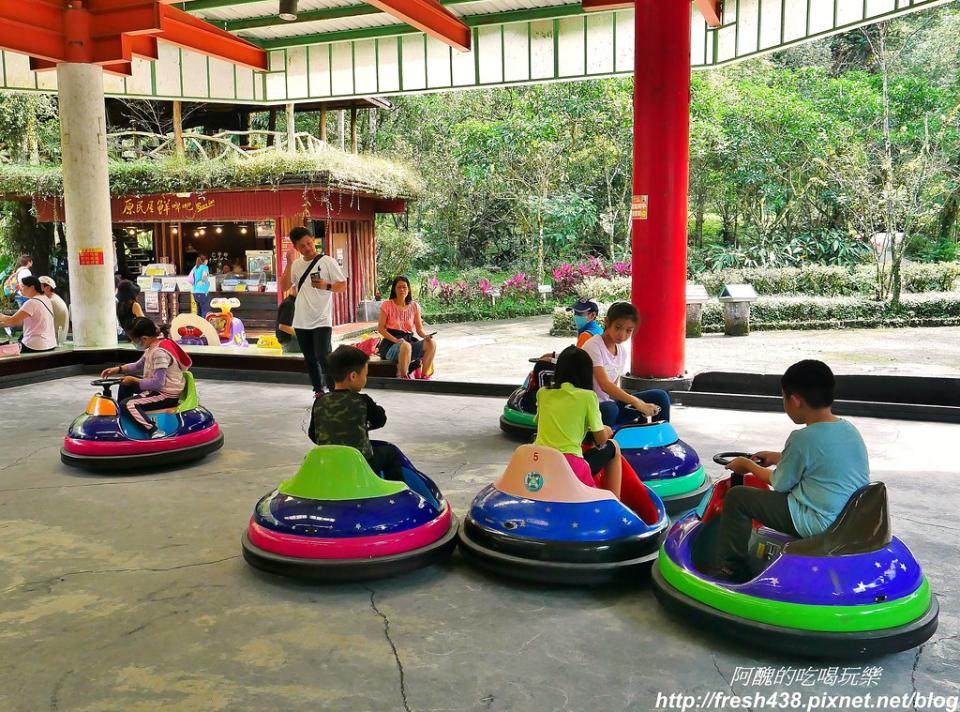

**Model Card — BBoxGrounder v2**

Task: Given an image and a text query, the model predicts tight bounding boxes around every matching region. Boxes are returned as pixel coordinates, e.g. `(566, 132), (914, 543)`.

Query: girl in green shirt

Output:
(535, 346), (622, 497)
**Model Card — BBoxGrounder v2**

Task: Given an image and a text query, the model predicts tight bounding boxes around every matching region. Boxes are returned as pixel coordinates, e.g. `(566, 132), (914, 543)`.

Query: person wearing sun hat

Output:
(571, 298), (603, 347)
(38, 276), (70, 344)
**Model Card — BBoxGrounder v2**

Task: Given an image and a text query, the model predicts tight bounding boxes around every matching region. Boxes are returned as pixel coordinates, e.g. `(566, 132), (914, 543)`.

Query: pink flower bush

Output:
(578, 256), (608, 279)
(502, 272), (535, 296)
(551, 263), (581, 297)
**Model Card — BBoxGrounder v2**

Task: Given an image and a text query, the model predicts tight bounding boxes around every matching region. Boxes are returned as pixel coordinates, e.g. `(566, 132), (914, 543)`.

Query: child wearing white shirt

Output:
(580, 301), (671, 428)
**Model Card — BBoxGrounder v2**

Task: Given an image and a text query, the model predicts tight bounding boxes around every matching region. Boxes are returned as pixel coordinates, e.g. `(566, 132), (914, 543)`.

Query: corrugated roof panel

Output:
(455, 0), (572, 15)
(194, 0), (366, 23)
(240, 13), (401, 40)
(191, 0), (570, 27)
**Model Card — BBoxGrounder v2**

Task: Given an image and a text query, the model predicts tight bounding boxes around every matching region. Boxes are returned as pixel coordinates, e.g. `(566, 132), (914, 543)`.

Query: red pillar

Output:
(629, 0), (691, 379)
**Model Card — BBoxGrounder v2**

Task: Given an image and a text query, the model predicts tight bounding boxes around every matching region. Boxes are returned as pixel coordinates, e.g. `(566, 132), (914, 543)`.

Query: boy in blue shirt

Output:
(712, 360), (870, 582)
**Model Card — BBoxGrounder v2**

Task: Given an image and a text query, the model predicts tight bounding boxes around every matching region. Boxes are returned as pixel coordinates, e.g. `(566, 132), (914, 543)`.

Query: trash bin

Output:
(719, 284), (758, 337)
(685, 284), (710, 338)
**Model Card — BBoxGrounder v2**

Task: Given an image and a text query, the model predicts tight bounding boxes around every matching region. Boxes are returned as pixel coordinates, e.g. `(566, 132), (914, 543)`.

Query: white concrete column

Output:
(57, 63), (118, 347)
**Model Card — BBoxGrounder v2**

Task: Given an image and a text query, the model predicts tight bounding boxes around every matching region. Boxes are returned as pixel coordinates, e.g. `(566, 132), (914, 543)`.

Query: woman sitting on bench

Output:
(377, 276), (436, 380)
(100, 318), (192, 438)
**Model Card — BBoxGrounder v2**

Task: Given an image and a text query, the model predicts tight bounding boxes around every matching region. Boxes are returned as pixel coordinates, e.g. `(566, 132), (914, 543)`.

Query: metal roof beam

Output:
(361, 0), (470, 51)
(694, 0), (721, 28)
(158, 4), (269, 69)
(253, 2), (584, 49)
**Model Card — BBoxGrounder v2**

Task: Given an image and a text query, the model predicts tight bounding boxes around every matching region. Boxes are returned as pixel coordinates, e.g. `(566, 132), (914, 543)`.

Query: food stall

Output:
(34, 186), (405, 332)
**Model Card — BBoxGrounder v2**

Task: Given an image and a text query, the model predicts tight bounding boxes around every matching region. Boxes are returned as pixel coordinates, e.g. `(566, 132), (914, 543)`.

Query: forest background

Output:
(0, 5), (958, 330)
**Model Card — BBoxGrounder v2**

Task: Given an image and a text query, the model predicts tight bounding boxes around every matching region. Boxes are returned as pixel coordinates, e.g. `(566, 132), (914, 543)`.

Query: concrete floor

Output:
(1, 377), (958, 711)
(421, 317), (960, 383)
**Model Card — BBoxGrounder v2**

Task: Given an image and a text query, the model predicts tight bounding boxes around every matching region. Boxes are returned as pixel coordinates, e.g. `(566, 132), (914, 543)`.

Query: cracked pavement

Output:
(0, 376), (958, 711)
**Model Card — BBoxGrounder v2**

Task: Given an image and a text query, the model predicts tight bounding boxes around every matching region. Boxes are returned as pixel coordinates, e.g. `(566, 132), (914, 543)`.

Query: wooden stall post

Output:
(286, 102), (296, 153)
(173, 101), (184, 159)
(350, 107), (358, 153)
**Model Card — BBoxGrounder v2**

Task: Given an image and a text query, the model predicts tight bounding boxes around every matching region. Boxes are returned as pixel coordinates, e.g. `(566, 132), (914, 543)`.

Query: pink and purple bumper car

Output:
(242, 443), (458, 582)
(61, 373), (223, 471)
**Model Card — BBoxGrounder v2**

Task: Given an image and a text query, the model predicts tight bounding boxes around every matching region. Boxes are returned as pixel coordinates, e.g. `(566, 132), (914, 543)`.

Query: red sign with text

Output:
(79, 248), (104, 266)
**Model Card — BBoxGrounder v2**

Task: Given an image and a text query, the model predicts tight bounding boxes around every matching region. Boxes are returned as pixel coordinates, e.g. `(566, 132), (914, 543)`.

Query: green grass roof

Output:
(0, 149), (423, 200)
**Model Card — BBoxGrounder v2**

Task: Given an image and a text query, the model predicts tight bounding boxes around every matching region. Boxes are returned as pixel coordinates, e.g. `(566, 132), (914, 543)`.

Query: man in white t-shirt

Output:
(0, 276), (57, 353)
(580, 301), (671, 428)
(39, 276), (70, 344)
(279, 226), (347, 395)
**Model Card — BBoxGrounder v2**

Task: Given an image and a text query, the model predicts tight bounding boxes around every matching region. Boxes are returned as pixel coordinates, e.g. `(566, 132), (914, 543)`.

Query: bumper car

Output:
(651, 453), (939, 658)
(61, 372), (224, 471)
(459, 444), (670, 585)
(499, 357), (553, 440)
(501, 362), (709, 516)
(613, 420), (711, 516)
(242, 443), (458, 582)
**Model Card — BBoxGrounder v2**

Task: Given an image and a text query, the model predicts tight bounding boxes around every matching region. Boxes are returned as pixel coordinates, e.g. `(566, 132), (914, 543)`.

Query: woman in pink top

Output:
(377, 276), (436, 379)
(0, 275), (56, 353)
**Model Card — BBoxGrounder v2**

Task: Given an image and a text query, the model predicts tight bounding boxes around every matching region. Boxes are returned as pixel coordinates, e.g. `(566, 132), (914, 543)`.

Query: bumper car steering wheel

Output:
(712, 451), (755, 466)
(91, 377), (124, 397)
(712, 451), (761, 487)
(623, 405), (655, 425)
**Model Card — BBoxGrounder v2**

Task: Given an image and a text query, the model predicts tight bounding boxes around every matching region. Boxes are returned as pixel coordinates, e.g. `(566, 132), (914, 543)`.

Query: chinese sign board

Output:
(79, 248), (104, 266)
(119, 196), (217, 219)
(631, 195), (648, 221)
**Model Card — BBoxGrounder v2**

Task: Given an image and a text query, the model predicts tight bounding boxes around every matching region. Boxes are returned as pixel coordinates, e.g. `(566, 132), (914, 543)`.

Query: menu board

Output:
(137, 276), (160, 292)
(246, 250), (274, 274)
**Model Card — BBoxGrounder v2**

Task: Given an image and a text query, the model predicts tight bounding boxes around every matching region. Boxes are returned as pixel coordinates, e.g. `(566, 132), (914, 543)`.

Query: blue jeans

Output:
(599, 389), (672, 428)
(194, 292), (211, 318)
(385, 339), (425, 362)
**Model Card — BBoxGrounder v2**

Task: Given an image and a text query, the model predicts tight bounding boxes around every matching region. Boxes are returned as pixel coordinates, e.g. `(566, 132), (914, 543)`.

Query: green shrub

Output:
(551, 308), (577, 335)
(553, 293), (960, 335)
(902, 262), (960, 293)
(423, 298), (553, 324)
(690, 262), (960, 297)
(577, 276), (631, 302)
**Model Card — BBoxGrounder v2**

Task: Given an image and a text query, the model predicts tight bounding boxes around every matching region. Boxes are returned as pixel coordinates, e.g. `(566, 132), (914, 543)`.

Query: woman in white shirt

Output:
(0, 276), (57, 353)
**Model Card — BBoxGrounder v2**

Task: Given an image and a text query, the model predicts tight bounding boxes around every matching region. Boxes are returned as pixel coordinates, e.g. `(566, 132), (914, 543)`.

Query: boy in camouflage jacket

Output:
(309, 345), (404, 481)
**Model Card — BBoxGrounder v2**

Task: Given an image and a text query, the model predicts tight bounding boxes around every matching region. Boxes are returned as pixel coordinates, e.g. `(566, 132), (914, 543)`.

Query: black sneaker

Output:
(705, 564), (752, 584)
